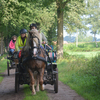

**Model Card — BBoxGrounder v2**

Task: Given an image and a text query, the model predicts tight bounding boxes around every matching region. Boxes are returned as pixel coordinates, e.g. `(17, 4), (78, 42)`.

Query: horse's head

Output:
(28, 29), (41, 55)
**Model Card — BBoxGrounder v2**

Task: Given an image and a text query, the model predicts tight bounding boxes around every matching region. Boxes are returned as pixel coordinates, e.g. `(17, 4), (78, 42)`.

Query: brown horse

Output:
(21, 29), (47, 95)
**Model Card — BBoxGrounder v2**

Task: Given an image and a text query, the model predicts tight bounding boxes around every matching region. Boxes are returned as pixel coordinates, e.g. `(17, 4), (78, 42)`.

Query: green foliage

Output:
(87, 54), (100, 88)
(0, 55), (7, 83)
(64, 0), (87, 33)
(58, 53), (100, 100)
(63, 51), (69, 58)
(84, 0), (100, 36)
(47, 22), (57, 45)
(78, 33), (93, 42)
(0, 0), (56, 46)
(63, 42), (100, 52)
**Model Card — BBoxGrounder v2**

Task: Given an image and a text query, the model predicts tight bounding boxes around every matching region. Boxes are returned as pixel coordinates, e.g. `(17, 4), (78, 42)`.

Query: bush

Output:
(63, 51), (69, 58)
(87, 53), (100, 88)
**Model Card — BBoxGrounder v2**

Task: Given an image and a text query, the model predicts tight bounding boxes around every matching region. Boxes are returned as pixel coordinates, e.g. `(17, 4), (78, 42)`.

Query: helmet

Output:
(20, 29), (27, 34)
(30, 23), (37, 29)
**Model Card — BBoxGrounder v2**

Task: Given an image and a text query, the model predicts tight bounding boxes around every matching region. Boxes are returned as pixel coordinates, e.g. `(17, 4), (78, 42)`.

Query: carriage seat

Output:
(7, 51), (14, 60)
(7, 51), (18, 61)
(44, 45), (57, 63)
(47, 51), (57, 63)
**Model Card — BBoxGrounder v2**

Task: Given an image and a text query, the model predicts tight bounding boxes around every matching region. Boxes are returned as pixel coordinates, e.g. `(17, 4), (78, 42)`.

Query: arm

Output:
(41, 32), (48, 44)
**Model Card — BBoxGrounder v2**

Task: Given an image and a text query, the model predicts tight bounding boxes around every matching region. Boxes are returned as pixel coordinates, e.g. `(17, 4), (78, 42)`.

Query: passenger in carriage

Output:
(15, 29), (28, 58)
(15, 29), (27, 52)
(9, 35), (17, 54)
(29, 23), (52, 50)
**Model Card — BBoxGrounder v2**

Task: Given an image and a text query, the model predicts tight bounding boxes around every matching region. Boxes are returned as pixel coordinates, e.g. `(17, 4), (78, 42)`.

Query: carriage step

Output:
(43, 80), (54, 85)
(47, 63), (57, 65)
(15, 72), (19, 74)
(53, 71), (58, 74)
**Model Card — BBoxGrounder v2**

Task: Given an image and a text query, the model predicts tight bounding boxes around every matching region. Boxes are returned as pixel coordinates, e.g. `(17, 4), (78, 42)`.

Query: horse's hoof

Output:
(36, 89), (39, 92)
(32, 92), (36, 95)
(40, 87), (44, 91)
(43, 84), (45, 90)
(40, 84), (45, 91)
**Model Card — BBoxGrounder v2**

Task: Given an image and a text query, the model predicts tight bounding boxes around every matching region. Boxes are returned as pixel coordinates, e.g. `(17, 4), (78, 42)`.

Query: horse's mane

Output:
(24, 29), (40, 51)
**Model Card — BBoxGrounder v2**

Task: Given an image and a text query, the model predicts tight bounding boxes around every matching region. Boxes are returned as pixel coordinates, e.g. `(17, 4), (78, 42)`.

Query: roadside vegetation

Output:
(0, 54), (7, 83)
(57, 43), (100, 100)
(64, 42), (100, 52)
(23, 85), (48, 100)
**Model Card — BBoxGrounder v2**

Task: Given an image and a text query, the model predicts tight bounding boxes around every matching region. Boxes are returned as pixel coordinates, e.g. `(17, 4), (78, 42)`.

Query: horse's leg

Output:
(39, 68), (45, 91)
(36, 74), (40, 92)
(28, 68), (36, 95)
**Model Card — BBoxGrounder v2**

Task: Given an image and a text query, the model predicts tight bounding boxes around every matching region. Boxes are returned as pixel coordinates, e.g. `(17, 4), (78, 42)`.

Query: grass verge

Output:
(0, 54), (7, 83)
(23, 85), (49, 100)
(57, 54), (100, 100)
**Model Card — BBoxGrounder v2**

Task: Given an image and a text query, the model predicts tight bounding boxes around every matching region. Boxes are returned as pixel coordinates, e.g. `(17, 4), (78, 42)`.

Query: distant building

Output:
(52, 41), (68, 45)
(63, 41), (68, 44)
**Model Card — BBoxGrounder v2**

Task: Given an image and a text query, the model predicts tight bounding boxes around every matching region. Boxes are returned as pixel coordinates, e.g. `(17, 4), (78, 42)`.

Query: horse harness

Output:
(22, 33), (47, 66)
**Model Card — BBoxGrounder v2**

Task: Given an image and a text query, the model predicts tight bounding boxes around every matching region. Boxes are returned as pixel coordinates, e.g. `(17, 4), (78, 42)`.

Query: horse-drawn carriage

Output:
(7, 52), (17, 76)
(14, 29), (58, 94)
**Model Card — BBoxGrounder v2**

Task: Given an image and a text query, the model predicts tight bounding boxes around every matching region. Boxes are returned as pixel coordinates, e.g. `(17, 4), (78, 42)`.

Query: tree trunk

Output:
(57, 8), (63, 59)
(0, 37), (4, 55)
(94, 33), (98, 48)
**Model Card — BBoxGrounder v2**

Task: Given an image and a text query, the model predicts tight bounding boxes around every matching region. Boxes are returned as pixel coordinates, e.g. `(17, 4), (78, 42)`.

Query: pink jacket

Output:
(9, 40), (16, 49)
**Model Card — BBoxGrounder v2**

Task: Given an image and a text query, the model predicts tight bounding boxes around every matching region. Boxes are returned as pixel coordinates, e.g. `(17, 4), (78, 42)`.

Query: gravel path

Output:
(0, 69), (85, 100)
(45, 81), (85, 100)
(0, 69), (24, 100)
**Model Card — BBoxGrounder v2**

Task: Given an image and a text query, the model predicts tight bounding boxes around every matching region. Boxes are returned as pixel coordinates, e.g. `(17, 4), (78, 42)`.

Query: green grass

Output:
(58, 54), (100, 100)
(23, 85), (49, 100)
(67, 51), (100, 58)
(0, 53), (7, 60)
(63, 42), (100, 52)
(0, 55), (7, 83)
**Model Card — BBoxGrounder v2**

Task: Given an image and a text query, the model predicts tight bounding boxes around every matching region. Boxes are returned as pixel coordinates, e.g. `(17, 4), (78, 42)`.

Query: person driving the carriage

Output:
(15, 29), (28, 58)
(30, 23), (57, 62)
(9, 35), (17, 54)
(30, 23), (52, 50)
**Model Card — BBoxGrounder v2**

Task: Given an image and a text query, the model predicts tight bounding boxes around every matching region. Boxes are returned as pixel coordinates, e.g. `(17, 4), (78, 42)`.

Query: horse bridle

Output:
(29, 34), (41, 56)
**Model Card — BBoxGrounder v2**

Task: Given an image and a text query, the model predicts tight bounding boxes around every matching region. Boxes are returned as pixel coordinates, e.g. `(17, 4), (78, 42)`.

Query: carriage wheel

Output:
(15, 67), (19, 93)
(7, 61), (10, 76)
(54, 68), (58, 93)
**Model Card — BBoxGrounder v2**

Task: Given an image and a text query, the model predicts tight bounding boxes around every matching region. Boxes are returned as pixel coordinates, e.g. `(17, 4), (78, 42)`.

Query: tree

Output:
(47, 22), (57, 46)
(33, 0), (86, 58)
(0, 0), (56, 47)
(0, 0), (86, 58)
(84, 0), (100, 47)
(78, 33), (93, 42)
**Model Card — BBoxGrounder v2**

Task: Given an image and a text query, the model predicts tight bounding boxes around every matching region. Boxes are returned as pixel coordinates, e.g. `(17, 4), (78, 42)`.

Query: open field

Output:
(63, 41), (100, 52)
(67, 51), (100, 58)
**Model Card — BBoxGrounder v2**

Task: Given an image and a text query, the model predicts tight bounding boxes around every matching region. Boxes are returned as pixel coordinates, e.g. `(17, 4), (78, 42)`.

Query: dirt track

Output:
(0, 69), (85, 100)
